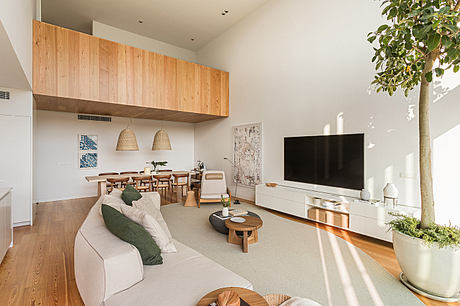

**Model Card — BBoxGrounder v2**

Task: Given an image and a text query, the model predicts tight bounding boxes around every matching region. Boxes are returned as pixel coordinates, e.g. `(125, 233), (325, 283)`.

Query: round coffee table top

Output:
(209, 211), (260, 234)
(225, 216), (263, 231)
(196, 287), (269, 306)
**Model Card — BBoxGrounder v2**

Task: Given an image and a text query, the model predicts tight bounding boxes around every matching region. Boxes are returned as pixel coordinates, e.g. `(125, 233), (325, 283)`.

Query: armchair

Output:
(198, 171), (231, 208)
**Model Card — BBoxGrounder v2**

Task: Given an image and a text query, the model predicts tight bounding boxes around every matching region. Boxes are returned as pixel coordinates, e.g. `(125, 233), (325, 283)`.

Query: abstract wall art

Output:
(232, 123), (262, 186)
(80, 135), (98, 150)
(79, 152), (98, 169)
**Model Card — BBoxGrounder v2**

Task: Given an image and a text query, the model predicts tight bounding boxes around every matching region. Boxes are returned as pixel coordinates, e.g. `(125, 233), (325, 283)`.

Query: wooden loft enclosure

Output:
(32, 21), (229, 123)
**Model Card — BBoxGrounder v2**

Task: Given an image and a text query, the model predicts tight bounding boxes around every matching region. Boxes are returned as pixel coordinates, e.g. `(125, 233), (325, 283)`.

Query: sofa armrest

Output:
(75, 227), (144, 306)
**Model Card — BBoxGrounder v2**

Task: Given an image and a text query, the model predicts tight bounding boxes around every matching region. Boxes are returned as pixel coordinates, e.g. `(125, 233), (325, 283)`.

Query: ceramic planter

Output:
(393, 230), (460, 298)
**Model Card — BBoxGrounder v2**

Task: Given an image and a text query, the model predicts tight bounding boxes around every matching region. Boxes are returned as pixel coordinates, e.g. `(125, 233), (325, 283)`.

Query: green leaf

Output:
(434, 67), (444, 77)
(367, 36), (377, 43)
(377, 24), (389, 33)
(441, 36), (452, 48)
(454, 65), (459, 73)
(427, 33), (441, 51)
(425, 71), (433, 82)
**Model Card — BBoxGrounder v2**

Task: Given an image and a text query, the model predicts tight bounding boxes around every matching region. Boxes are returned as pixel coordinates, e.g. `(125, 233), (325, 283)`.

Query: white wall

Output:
(195, 0), (460, 226)
(34, 111), (195, 202)
(92, 21), (197, 63)
(0, 0), (35, 87)
(0, 88), (33, 226)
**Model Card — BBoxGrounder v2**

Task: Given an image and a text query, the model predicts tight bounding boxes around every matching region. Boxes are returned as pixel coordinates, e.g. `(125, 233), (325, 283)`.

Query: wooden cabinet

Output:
(32, 21), (229, 123)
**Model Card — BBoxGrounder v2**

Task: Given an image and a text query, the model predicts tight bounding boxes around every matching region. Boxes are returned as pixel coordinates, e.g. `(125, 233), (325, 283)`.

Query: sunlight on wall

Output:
(433, 124), (460, 226)
(323, 123), (330, 135)
(433, 66), (460, 103)
(404, 153), (415, 205)
(337, 112), (344, 134)
(384, 165), (394, 184)
(367, 177), (375, 199)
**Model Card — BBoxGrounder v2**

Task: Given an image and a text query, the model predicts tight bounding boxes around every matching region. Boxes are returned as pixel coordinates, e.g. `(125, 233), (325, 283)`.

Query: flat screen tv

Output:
(284, 134), (364, 190)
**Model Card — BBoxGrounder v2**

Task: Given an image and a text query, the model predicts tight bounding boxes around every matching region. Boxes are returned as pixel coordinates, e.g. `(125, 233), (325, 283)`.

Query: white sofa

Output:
(75, 194), (252, 306)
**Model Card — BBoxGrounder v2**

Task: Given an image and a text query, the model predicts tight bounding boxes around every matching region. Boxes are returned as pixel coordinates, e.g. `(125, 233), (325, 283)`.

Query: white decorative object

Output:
(222, 207), (229, 217)
(230, 217), (245, 223)
(232, 123), (262, 186)
(313, 198), (321, 206)
(144, 167), (151, 175)
(360, 188), (371, 201)
(393, 230), (460, 300)
(383, 183), (399, 207)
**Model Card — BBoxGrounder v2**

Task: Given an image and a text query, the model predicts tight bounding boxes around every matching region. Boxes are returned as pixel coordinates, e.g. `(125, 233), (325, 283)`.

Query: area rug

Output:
(161, 202), (422, 306)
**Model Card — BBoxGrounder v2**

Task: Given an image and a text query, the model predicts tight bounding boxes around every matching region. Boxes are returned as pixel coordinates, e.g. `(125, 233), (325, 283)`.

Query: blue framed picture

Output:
(80, 135), (98, 150)
(79, 152), (98, 169)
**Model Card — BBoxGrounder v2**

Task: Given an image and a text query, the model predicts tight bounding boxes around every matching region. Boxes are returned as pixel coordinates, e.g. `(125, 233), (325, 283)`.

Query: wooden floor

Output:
(0, 193), (456, 306)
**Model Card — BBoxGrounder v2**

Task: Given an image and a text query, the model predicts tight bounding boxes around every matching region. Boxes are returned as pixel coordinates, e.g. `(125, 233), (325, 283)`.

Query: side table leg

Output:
(242, 231), (248, 253)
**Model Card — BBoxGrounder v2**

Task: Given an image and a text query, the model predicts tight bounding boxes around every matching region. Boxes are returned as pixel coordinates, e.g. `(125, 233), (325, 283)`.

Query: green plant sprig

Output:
(221, 195), (230, 208)
(388, 213), (460, 248)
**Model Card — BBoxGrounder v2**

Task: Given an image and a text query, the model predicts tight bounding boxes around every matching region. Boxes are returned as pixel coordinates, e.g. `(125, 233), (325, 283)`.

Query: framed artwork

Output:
(79, 134), (98, 169)
(80, 135), (98, 150)
(79, 152), (98, 169)
(232, 123), (262, 186)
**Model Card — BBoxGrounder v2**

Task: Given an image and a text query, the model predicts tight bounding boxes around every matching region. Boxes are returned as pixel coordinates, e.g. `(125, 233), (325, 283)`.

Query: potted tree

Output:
(368, 0), (460, 300)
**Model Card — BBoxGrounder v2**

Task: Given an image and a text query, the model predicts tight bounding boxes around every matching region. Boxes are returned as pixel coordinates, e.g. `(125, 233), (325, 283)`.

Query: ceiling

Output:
(41, 0), (269, 51)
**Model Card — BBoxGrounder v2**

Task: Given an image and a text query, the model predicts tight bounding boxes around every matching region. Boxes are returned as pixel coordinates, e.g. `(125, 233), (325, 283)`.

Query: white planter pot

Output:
(222, 207), (229, 217)
(393, 230), (460, 298)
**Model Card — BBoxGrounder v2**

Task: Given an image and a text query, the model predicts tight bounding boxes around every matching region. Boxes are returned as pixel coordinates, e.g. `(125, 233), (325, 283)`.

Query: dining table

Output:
(86, 170), (198, 197)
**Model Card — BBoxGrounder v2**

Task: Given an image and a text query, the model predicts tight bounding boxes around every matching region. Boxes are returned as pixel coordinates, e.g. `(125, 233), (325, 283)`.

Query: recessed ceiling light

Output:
(138, 19), (143, 24)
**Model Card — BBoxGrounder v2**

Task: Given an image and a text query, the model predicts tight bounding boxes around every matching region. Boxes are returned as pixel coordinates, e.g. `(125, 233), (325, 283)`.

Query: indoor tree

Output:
(368, 0), (460, 228)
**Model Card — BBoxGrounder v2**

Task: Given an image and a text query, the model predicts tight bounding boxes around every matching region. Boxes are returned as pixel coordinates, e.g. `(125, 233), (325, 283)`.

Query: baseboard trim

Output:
(13, 221), (31, 227)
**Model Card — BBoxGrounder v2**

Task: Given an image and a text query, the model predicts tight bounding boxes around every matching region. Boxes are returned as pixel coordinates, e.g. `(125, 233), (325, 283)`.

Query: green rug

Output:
(161, 202), (422, 306)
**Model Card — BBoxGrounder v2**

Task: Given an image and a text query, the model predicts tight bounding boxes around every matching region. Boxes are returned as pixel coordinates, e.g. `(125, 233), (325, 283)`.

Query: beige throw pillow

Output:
(120, 205), (177, 253)
(132, 193), (172, 239)
(99, 189), (126, 215)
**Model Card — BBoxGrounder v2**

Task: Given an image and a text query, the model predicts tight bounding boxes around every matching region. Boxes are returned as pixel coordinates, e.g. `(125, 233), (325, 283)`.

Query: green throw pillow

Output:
(122, 184), (142, 206)
(101, 204), (163, 265)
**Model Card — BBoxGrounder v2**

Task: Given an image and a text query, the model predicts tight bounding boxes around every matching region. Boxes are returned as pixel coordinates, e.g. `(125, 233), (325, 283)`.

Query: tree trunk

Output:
(419, 53), (436, 228)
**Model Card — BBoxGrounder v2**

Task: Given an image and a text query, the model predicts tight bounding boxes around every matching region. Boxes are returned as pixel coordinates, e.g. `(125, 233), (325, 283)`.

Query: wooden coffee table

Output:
(225, 216), (263, 253)
(196, 287), (268, 306)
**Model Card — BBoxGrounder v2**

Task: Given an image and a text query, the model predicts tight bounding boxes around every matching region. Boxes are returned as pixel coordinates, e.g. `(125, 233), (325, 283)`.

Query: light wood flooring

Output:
(0, 193), (456, 305)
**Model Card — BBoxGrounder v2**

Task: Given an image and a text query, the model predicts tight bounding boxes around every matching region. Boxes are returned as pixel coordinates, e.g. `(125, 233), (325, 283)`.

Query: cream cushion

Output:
(132, 193), (172, 239)
(99, 189), (126, 214)
(120, 205), (177, 253)
(201, 194), (229, 199)
(200, 170), (227, 196)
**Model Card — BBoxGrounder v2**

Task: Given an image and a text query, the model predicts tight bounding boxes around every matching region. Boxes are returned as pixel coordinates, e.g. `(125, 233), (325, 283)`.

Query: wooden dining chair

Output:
(106, 177), (130, 192)
(99, 172), (119, 193)
(172, 173), (189, 200)
(133, 175), (152, 192)
(152, 174), (172, 197)
(120, 171), (138, 186)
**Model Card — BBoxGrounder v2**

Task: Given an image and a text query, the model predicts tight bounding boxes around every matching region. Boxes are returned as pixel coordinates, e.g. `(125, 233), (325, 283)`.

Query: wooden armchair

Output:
(198, 171), (231, 208)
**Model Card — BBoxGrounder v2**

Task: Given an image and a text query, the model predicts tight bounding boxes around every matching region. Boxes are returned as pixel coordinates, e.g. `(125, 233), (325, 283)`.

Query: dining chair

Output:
(133, 175), (152, 192)
(106, 177), (130, 192)
(120, 171), (138, 186)
(99, 172), (119, 193)
(172, 173), (189, 200)
(152, 174), (172, 198)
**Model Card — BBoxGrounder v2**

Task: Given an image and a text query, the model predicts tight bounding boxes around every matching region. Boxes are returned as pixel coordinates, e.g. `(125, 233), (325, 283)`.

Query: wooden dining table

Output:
(86, 171), (196, 196)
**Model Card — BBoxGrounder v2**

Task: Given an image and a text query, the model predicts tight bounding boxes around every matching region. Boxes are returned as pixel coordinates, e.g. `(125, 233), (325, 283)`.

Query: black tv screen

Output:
(284, 134), (364, 190)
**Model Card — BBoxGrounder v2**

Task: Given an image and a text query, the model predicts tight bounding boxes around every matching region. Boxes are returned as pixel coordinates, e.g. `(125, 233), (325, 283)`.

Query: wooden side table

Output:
(225, 216), (263, 253)
(196, 287), (269, 306)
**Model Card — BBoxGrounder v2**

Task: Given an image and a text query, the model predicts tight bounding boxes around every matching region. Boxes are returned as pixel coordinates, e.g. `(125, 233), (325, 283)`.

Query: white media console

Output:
(255, 184), (420, 242)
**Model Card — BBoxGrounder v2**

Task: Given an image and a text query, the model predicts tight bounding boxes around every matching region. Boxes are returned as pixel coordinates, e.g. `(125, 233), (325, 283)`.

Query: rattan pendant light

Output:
(152, 129), (172, 150)
(116, 128), (139, 151)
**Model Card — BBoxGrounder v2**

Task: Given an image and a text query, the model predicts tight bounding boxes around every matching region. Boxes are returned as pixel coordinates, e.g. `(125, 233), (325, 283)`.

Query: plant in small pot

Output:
(221, 195), (231, 217)
(148, 160), (168, 172)
(368, 0), (460, 300)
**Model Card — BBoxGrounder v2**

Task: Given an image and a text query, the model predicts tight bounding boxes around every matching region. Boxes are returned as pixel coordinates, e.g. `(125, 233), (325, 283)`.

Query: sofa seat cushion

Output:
(105, 240), (253, 306)
(201, 194), (230, 199)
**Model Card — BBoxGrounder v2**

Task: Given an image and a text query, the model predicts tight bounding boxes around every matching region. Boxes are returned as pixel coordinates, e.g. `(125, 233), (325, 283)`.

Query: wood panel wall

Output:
(32, 20), (229, 122)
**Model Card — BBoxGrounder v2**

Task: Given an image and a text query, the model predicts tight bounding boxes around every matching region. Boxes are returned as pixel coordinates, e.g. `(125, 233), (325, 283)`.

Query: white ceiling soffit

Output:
(41, 0), (269, 51)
